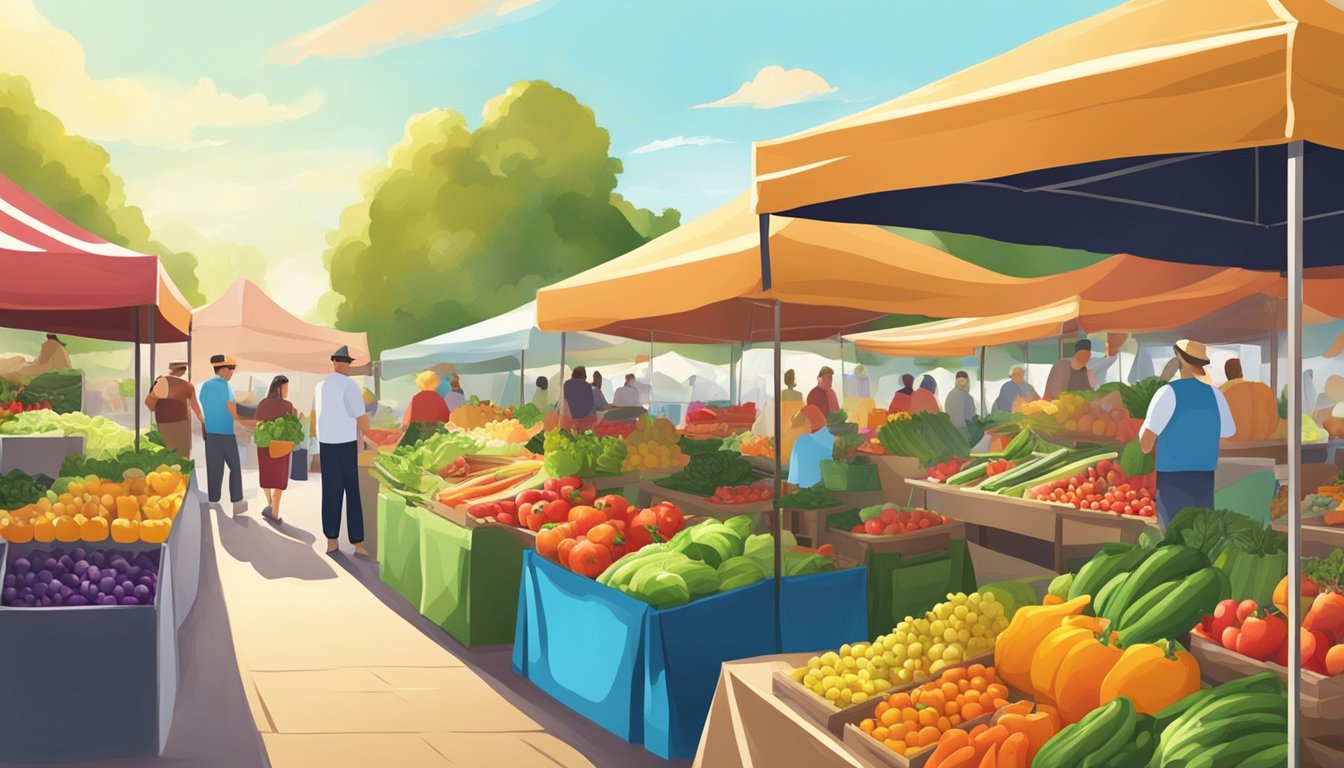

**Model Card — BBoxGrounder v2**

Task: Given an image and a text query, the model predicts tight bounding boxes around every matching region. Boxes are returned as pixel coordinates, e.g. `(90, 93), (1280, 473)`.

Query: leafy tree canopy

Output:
(324, 80), (679, 355)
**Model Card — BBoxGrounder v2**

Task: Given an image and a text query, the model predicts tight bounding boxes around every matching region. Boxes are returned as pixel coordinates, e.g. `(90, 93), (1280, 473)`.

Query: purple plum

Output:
(60, 574), (79, 589)
(67, 595), (87, 606)
(21, 594), (34, 606)
(11, 558), (29, 575)
(133, 584), (150, 601)
(3, 574), (13, 589)
(58, 585), (73, 599)
(2, 587), (15, 604)
(71, 547), (86, 561)
(31, 582), (47, 598)
(85, 566), (101, 582)
(22, 572), (35, 586)
(119, 596), (139, 606)
(36, 569), (52, 584)
(89, 551), (105, 567)
(50, 593), (63, 606)
(98, 577), (115, 594)
(72, 560), (88, 576)
(113, 585), (125, 600)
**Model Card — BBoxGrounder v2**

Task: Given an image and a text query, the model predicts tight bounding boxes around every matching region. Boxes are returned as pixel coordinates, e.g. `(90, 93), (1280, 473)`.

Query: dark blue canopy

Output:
(778, 143), (1344, 271)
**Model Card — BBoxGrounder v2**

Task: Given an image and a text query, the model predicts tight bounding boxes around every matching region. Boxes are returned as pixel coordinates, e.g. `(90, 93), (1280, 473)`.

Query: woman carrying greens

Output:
(255, 375), (298, 523)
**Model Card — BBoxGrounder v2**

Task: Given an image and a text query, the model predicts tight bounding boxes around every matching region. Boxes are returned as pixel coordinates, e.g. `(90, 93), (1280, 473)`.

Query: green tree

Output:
(324, 80), (680, 354)
(0, 74), (205, 307)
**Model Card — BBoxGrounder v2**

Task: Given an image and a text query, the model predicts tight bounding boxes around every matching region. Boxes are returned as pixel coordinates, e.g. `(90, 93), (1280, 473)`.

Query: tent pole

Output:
(837, 336), (845, 409)
(373, 361), (381, 401)
(1269, 331), (1279, 393)
(134, 307), (142, 453)
(978, 346), (987, 416)
(728, 343), (737, 405)
(148, 310), (156, 398)
(519, 350), (525, 409)
(649, 334), (655, 415)
(1286, 140), (1304, 768)
(559, 331), (567, 388)
(772, 298), (783, 653)
(187, 321), (193, 382)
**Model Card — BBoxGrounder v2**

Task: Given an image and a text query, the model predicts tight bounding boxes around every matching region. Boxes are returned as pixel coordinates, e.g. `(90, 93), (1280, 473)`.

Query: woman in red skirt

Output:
(256, 376), (296, 523)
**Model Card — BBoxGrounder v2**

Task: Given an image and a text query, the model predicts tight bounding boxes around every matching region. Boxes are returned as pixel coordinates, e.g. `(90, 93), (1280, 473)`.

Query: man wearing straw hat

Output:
(145, 360), (202, 457)
(315, 345), (370, 557)
(1140, 339), (1237, 531)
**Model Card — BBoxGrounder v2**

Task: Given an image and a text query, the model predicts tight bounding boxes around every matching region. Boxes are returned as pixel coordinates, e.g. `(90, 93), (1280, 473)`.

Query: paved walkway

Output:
(209, 470), (679, 768)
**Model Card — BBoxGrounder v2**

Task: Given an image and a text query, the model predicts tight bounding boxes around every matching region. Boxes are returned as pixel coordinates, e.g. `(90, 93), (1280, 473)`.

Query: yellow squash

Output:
(1029, 615), (1110, 702)
(994, 595), (1090, 693)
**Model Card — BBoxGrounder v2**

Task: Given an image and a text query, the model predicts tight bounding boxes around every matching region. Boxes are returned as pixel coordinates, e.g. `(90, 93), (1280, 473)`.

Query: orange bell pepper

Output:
(996, 732), (1029, 768)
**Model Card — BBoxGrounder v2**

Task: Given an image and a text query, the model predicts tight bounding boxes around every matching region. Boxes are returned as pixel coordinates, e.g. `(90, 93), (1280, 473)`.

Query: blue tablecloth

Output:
(779, 566), (869, 653)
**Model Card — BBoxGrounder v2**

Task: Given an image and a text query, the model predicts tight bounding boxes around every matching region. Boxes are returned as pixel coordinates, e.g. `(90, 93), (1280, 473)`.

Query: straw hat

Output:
(210, 354), (238, 369)
(1174, 339), (1210, 366)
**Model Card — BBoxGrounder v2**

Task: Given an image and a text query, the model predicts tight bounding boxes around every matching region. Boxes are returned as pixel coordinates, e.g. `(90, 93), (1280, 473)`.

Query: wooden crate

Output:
(839, 696), (1031, 768)
(770, 653), (995, 737)
(424, 500), (537, 547)
(1189, 635), (1344, 734)
(821, 521), (966, 567)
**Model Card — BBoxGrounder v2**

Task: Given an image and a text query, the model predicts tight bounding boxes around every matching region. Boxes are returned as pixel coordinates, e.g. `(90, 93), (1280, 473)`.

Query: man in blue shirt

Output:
(199, 354), (249, 514)
(1140, 339), (1236, 531)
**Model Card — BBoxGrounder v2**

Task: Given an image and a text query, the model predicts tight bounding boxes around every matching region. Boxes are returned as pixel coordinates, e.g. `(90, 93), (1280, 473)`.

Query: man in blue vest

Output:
(1139, 339), (1236, 530)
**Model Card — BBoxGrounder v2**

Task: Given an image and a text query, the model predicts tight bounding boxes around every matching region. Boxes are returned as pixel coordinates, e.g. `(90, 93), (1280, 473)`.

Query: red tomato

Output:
(863, 519), (884, 535)
(626, 508), (659, 550)
(557, 538), (577, 569)
(542, 499), (571, 524)
(586, 522), (624, 550)
(496, 512), (516, 527)
(569, 539), (613, 578)
(594, 494), (630, 520)
(655, 504), (685, 538)
(536, 526), (565, 561)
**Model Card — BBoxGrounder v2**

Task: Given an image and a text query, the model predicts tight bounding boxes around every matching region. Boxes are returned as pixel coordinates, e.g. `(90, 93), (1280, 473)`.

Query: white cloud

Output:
(627, 135), (729, 155)
(266, 0), (555, 65)
(695, 65), (838, 110)
(0, 0), (322, 149)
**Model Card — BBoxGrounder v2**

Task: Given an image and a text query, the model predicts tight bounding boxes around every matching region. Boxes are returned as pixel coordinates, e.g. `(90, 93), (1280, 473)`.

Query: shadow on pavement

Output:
(333, 556), (688, 768)
(214, 507), (337, 582)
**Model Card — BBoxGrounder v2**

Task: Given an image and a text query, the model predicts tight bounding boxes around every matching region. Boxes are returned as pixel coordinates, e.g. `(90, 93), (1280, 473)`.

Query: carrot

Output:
(935, 746), (980, 768)
(927, 729), (971, 768)
(996, 733), (1029, 768)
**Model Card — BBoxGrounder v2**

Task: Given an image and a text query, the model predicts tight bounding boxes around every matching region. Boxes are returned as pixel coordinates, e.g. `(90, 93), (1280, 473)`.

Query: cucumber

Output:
(1182, 730), (1288, 768)
(1118, 567), (1230, 647)
(947, 459), (989, 486)
(1070, 543), (1147, 601)
(1116, 578), (1180, 630)
(1003, 452), (1119, 497)
(980, 447), (1070, 492)
(1106, 544), (1207, 626)
(1094, 572), (1130, 622)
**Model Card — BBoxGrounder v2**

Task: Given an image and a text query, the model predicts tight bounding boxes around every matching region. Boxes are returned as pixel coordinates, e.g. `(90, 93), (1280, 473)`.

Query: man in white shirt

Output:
(1140, 339), (1237, 531)
(316, 346), (371, 557)
(613, 374), (640, 408)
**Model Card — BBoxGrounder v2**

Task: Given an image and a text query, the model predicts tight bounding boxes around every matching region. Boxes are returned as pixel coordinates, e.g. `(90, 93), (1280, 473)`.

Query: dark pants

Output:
(205, 433), (243, 503)
(1156, 470), (1215, 531)
(320, 441), (364, 543)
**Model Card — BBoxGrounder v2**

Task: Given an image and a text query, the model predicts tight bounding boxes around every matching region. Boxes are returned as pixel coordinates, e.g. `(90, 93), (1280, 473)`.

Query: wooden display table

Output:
(424, 499), (537, 547)
(635, 481), (773, 520)
(1220, 439), (1330, 463)
(908, 479), (1155, 573)
(1271, 514), (1344, 559)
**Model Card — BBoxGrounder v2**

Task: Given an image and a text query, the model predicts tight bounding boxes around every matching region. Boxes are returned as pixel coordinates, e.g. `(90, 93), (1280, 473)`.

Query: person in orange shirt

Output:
(404, 371), (452, 426)
(910, 375), (941, 414)
(888, 374), (915, 414)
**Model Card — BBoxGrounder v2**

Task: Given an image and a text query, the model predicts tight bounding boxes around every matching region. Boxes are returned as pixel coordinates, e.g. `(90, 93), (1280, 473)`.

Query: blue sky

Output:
(18, 0), (1125, 313)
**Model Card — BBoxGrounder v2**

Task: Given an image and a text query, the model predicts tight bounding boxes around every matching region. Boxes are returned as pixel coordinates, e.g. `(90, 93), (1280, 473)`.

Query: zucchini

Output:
(947, 459), (989, 486)
(1001, 451), (1118, 497)
(979, 447), (1070, 492)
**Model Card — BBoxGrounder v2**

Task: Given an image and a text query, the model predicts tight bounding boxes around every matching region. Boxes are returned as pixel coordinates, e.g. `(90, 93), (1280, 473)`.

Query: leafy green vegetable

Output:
(542, 429), (626, 477)
(1278, 387), (1289, 419)
(1163, 507), (1259, 563)
(877, 412), (970, 464)
(399, 421), (445, 448)
(826, 409), (849, 426)
(0, 410), (135, 459)
(1118, 377), (1167, 420)
(679, 435), (724, 455)
(511, 403), (543, 428)
(1119, 440), (1155, 477)
(1305, 549), (1344, 592)
(16, 370), (83, 413)
(775, 483), (841, 509)
(654, 451), (754, 496)
(253, 413), (305, 448)
(524, 430), (545, 455)
(0, 470), (49, 510)
(61, 445), (194, 478)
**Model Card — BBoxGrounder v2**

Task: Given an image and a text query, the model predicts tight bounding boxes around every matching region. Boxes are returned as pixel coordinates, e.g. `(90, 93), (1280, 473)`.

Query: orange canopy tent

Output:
(190, 279), (370, 383)
(532, 196), (1268, 343)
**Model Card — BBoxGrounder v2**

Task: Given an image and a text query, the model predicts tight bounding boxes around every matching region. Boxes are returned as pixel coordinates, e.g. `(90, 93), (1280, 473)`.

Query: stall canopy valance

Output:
(379, 301), (660, 380)
(0, 171), (192, 342)
(753, 0), (1344, 270)
(190, 279), (368, 380)
(534, 194), (1149, 343)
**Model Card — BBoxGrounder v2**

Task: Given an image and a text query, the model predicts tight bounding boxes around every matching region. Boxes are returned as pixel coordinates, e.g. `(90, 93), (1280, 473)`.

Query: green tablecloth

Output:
(418, 512), (525, 647)
(866, 539), (977, 636)
(377, 493), (422, 607)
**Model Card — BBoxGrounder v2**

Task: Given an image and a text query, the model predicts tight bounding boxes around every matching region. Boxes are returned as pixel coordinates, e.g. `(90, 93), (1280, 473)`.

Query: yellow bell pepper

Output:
(53, 516), (80, 543)
(139, 518), (171, 544)
(1052, 632), (1124, 724)
(993, 595), (1090, 693)
(110, 518), (139, 544)
(81, 515), (109, 542)
(33, 517), (56, 543)
(115, 496), (140, 521)
(1098, 639), (1200, 716)
(1029, 615), (1110, 702)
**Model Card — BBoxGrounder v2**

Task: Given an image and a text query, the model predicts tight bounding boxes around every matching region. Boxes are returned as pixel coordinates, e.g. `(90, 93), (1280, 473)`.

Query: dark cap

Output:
(331, 345), (354, 363)
(1074, 339), (1092, 353)
(210, 354), (238, 368)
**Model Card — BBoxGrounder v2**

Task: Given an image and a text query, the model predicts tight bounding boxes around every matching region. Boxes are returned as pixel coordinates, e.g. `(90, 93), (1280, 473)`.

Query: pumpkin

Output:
(1098, 639), (1200, 715)
(1220, 379), (1279, 441)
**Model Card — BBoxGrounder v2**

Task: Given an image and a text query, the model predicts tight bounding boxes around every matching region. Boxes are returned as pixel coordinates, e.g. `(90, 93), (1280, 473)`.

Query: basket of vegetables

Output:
(255, 413), (305, 457)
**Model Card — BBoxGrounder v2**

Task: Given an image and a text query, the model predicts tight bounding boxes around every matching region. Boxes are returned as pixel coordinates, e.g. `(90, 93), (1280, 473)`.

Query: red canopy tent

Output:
(0, 170), (195, 449)
(0, 172), (192, 343)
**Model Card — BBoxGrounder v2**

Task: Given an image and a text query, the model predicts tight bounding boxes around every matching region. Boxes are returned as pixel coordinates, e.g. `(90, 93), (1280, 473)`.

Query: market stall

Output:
(752, 0), (1344, 761)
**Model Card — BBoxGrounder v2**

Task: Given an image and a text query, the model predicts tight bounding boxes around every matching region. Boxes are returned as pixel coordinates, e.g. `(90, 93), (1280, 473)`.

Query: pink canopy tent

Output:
(189, 279), (369, 383)
(0, 172), (192, 343)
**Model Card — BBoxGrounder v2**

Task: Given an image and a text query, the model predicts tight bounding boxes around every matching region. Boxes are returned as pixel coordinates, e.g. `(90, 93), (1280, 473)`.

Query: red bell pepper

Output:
(1236, 611), (1286, 661)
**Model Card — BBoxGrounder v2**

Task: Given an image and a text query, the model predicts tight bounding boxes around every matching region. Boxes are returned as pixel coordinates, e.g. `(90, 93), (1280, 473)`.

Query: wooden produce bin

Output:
(872, 455), (926, 507)
(0, 434), (84, 478)
(635, 481), (771, 520)
(822, 521), (966, 568)
(1190, 635), (1344, 737)
(910, 480), (1155, 573)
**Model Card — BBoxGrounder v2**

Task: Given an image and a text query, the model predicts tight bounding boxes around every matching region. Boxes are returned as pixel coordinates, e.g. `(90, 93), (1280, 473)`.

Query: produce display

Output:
(511, 403), (543, 429)
(1044, 390), (1133, 439)
(0, 410), (134, 459)
(682, 404), (757, 438)
(849, 504), (950, 536)
(619, 416), (685, 472)
(876, 412), (970, 465)
(0, 399), (53, 418)
(977, 446), (1117, 498)
(447, 400), (506, 430)
(1, 370), (81, 414)
(3, 547), (159, 607)
(590, 420), (635, 439)
(722, 432), (774, 459)
(252, 412), (304, 448)
(1025, 456), (1156, 518)
(925, 458), (969, 483)
(1194, 575), (1344, 676)
(364, 428), (405, 450)
(0, 470), (48, 511)
(855, 663), (1014, 760)
(0, 464), (189, 544)
(535, 497), (688, 581)
(542, 429), (627, 477)
(435, 457), (543, 511)
(372, 430), (483, 495)
(1306, 547), (1344, 592)
(924, 700), (1060, 768)
(774, 483), (840, 509)
(791, 590), (1012, 709)
(709, 482), (773, 505)
(467, 474), (593, 529)
(652, 449), (753, 497)
(464, 418), (533, 446)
